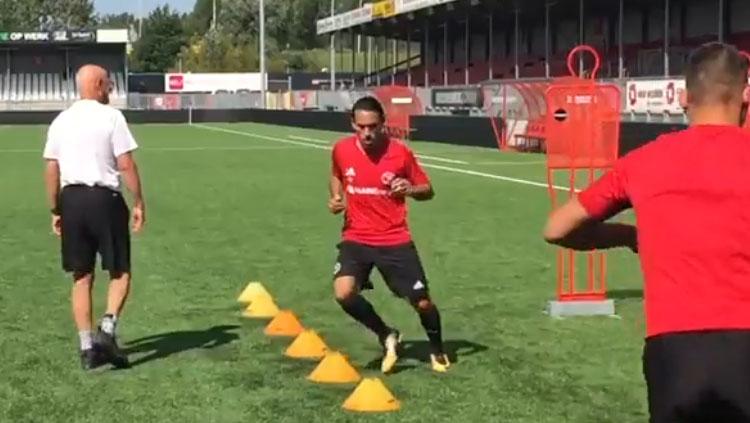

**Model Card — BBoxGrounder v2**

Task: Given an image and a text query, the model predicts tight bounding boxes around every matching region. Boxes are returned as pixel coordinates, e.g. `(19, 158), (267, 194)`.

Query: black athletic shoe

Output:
(94, 328), (130, 369)
(80, 348), (104, 371)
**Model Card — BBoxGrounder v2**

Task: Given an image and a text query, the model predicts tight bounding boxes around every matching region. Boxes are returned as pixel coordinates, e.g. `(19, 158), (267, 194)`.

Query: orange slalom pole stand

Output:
(544, 45), (619, 318)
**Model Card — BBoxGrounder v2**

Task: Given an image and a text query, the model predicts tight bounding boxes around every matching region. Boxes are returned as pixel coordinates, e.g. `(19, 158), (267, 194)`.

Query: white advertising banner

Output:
(395, 0), (456, 14)
(625, 79), (685, 115)
(165, 73), (265, 93)
(316, 4), (373, 35)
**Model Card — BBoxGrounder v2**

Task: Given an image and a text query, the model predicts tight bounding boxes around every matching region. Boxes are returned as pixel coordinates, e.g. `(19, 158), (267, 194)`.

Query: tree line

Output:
(1, 0), (364, 73)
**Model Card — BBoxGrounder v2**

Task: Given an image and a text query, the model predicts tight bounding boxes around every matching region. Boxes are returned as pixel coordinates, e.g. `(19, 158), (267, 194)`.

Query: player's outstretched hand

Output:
(328, 195), (345, 214)
(390, 178), (412, 198)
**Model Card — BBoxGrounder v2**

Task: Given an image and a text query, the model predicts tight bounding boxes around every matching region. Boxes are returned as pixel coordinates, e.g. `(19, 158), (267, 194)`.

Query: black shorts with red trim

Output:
(333, 240), (429, 301)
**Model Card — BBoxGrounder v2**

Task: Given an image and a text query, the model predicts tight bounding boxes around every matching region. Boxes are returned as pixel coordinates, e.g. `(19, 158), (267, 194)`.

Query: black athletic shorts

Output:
(333, 240), (429, 301)
(59, 184), (130, 274)
(644, 330), (750, 423)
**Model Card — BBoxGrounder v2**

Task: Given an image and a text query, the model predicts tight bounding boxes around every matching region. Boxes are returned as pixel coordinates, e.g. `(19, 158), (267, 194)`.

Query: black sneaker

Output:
(94, 328), (130, 369)
(80, 348), (104, 371)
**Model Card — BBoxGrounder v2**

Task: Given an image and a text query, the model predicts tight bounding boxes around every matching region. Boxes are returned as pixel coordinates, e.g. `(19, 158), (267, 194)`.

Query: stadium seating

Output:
(0, 71), (127, 106)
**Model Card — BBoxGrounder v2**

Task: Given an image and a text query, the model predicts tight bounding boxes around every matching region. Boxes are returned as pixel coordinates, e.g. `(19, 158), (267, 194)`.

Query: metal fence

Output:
(127, 93), (263, 110)
(0, 79), (690, 125)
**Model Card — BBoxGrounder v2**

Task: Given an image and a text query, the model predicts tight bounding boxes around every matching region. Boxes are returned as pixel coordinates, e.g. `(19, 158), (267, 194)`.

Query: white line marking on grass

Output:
(0, 149), (41, 153)
(193, 123), (331, 151)
(414, 154), (468, 165)
(192, 123), (568, 191)
(287, 133), (468, 164)
(144, 146), (302, 152)
(420, 163), (568, 190)
(474, 160), (547, 166)
(0, 145), (302, 154)
(288, 135), (331, 144)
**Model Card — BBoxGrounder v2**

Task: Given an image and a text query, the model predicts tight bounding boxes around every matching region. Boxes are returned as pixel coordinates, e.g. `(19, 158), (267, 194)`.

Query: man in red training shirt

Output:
(544, 42), (750, 422)
(328, 96), (449, 373)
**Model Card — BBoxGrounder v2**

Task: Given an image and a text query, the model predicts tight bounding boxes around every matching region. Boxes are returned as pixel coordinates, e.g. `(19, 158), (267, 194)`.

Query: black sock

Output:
(337, 295), (391, 339)
(417, 304), (444, 354)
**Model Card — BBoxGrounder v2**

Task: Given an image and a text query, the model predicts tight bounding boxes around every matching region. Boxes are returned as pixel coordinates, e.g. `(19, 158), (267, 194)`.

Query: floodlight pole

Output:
(443, 22), (448, 85)
(260, 0), (267, 108)
(424, 22), (430, 88)
(212, 0), (217, 30)
(545, 2), (550, 78)
(138, 0), (144, 38)
(330, 0), (336, 91)
(579, 0), (584, 76)
(407, 29), (412, 87)
(488, 12), (494, 80)
(618, 0), (624, 78)
(664, 0), (670, 77)
(464, 13), (470, 85)
(514, 8), (519, 79)
(718, 0), (724, 42)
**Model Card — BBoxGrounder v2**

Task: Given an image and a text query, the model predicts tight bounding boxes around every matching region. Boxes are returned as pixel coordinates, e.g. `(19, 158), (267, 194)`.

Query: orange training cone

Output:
(284, 329), (328, 359)
(237, 282), (271, 304)
(307, 351), (361, 384)
(342, 378), (401, 412)
(264, 310), (304, 337)
(242, 293), (279, 318)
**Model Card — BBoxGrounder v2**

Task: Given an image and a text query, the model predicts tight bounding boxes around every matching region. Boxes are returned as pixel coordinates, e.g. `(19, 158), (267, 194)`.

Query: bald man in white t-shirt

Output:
(43, 65), (145, 371)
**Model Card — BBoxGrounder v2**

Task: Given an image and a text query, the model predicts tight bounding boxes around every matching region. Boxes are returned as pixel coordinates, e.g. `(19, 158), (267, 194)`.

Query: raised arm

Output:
(543, 161), (637, 253)
(543, 197), (637, 252)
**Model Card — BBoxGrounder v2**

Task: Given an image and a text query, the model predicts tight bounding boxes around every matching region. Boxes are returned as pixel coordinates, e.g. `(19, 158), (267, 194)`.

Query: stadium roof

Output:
(0, 29), (129, 45)
(318, 0), (659, 38)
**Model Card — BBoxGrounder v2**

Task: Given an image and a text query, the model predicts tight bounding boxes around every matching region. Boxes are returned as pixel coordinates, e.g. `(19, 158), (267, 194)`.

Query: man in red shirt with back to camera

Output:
(328, 96), (450, 373)
(544, 42), (750, 422)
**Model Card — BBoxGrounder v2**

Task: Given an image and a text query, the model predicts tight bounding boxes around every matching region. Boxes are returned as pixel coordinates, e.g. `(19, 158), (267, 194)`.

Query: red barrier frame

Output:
(545, 45), (621, 303)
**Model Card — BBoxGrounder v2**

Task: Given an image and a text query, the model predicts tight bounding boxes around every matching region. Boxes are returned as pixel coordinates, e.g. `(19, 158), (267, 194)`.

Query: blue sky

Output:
(94, 0), (196, 16)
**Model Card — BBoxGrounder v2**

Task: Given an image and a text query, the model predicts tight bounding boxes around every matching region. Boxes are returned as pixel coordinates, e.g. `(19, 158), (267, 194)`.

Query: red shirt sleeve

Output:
(405, 148), (430, 185)
(577, 158), (632, 220)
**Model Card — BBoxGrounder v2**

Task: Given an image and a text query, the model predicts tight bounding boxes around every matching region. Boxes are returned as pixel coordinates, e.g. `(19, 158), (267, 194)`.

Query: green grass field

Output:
(0, 122), (646, 422)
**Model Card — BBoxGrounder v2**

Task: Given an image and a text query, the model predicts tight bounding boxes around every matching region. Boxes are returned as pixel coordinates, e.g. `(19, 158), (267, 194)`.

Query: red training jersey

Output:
(331, 135), (430, 246)
(579, 125), (750, 338)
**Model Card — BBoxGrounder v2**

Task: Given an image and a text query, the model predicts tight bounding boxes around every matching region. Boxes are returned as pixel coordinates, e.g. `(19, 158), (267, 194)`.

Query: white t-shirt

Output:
(43, 100), (138, 191)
